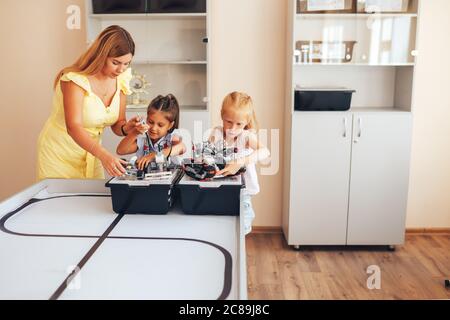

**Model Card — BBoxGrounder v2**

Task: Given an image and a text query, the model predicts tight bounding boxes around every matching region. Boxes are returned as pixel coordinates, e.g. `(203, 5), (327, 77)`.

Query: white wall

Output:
(406, 0), (450, 228)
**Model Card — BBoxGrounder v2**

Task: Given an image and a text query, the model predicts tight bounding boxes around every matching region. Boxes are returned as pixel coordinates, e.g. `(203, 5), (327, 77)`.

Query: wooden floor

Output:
(246, 233), (450, 300)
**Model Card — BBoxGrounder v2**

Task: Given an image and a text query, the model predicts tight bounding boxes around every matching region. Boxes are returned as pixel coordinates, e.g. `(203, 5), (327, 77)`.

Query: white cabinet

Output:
(287, 111), (412, 246)
(282, 0), (419, 247)
(347, 112), (412, 245)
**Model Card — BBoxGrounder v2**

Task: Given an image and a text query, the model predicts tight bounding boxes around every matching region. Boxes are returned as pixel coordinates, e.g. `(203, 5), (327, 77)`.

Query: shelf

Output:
(133, 60), (207, 65)
(126, 104), (147, 111)
(127, 105), (207, 112)
(350, 107), (411, 113)
(294, 62), (415, 66)
(294, 107), (411, 113)
(294, 14), (418, 66)
(90, 14), (147, 19)
(179, 105), (209, 112)
(296, 13), (418, 18)
(86, 0), (211, 135)
(89, 13), (207, 19)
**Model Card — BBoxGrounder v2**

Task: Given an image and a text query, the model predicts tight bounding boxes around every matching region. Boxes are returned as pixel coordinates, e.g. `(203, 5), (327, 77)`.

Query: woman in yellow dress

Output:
(37, 25), (144, 180)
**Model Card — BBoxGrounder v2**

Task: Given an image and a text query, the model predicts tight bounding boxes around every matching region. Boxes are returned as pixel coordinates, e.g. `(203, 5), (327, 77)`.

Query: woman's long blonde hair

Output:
(221, 91), (259, 130)
(54, 25), (135, 88)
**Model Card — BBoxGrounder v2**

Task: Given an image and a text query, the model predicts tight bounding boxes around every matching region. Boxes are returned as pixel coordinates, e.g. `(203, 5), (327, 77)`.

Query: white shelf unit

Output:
(295, 62), (415, 66)
(294, 14), (417, 66)
(282, 0), (420, 248)
(135, 60), (207, 65)
(294, 65), (415, 111)
(296, 13), (418, 18)
(85, 0), (211, 115)
(89, 13), (207, 19)
(297, 0), (419, 15)
(85, 0), (211, 171)
(124, 63), (208, 111)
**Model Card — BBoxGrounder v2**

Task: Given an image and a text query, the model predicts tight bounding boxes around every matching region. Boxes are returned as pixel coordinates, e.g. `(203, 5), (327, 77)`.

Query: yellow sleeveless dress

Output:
(36, 68), (132, 180)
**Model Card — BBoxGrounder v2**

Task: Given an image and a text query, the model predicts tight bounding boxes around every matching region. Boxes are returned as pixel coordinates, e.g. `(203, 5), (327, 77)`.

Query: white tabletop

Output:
(0, 179), (247, 300)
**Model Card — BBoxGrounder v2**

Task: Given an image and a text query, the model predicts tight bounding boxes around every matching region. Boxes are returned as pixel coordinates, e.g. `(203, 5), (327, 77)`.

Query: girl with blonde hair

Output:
(209, 91), (270, 234)
(37, 25), (145, 179)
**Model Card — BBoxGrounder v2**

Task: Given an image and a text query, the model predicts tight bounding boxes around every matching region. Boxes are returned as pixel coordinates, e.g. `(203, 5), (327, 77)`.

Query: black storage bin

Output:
(92, 0), (146, 14)
(147, 0), (206, 13)
(177, 175), (243, 216)
(105, 170), (182, 214)
(295, 88), (355, 111)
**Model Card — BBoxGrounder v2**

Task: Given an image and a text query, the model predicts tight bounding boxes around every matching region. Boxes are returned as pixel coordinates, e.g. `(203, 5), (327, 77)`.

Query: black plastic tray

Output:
(177, 175), (244, 216)
(105, 170), (183, 214)
(295, 89), (355, 111)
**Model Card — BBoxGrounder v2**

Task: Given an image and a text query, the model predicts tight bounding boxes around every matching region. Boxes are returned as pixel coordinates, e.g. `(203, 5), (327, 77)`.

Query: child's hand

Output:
(216, 161), (244, 177)
(136, 153), (155, 170)
(135, 116), (149, 134)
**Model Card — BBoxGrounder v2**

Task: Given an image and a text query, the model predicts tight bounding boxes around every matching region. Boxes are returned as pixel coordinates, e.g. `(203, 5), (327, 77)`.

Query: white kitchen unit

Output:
(85, 0), (211, 152)
(282, 0), (419, 248)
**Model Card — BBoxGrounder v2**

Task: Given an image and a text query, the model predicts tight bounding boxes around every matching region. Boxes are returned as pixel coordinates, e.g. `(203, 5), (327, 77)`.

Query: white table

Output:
(0, 179), (247, 300)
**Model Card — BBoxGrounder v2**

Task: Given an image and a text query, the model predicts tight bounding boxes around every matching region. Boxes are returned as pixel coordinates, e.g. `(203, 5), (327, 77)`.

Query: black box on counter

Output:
(105, 169), (183, 214)
(177, 174), (244, 216)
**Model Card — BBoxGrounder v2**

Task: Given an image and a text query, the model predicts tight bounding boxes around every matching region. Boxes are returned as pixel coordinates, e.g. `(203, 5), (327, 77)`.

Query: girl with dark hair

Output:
(116, 94), (186, 170)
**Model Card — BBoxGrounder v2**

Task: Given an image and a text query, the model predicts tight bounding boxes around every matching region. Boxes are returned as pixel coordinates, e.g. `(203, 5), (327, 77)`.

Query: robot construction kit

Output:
(105, 137), (245, 215)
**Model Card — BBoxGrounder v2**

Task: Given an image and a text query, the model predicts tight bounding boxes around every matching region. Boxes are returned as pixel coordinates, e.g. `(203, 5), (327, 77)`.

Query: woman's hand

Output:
(136, 153), (156, 170)
(216, 161), (244, 177)
(123, 116), (142, 135)
(99, 150), (127, 177)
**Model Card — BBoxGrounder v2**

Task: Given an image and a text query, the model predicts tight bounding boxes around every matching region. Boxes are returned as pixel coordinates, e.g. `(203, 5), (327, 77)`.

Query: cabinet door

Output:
(289, 112), (352, 245)
(347, 113), (412, 245)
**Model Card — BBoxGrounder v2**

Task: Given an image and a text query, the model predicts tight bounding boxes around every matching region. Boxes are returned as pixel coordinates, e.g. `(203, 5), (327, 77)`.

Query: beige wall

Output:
(0, 0), (86, 200)
(406, 0), (450, 228)
(0, 0), (448, 228)
(209, 0), (286, 227)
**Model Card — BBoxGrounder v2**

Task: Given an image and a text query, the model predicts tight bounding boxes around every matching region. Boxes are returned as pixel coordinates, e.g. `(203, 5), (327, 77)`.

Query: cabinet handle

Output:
(358, 117), (362, 138)
(343, 118), (347, 138)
